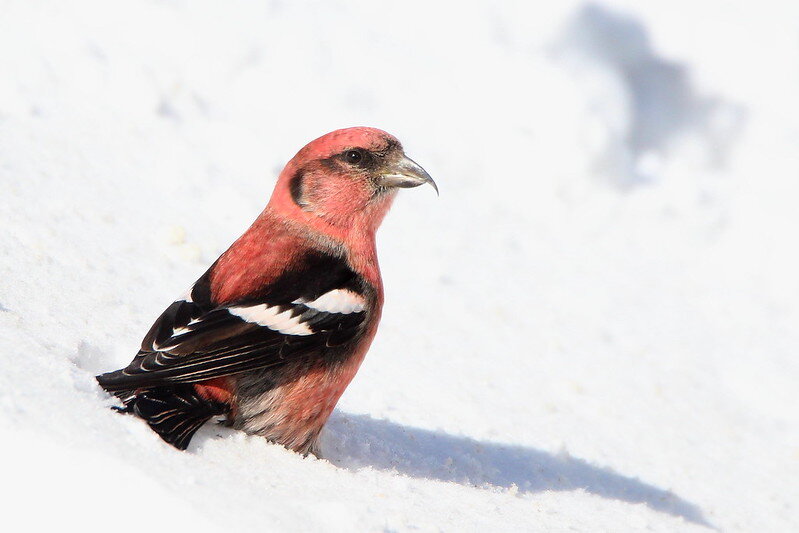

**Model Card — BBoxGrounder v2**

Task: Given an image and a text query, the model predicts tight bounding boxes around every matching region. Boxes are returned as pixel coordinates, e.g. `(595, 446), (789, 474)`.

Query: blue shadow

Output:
(322, 412), (712, 528)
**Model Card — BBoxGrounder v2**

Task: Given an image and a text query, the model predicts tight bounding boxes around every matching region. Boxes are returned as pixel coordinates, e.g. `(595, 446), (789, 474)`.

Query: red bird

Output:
(97, 127), (436, 454)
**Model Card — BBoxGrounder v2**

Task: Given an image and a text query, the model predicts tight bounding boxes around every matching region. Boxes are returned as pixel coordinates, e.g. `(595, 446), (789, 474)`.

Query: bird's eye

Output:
(345, 150), (363, 165)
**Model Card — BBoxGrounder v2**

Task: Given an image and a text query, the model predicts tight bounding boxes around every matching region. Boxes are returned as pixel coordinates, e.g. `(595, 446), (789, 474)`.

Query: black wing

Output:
(97, 251), (371, 393)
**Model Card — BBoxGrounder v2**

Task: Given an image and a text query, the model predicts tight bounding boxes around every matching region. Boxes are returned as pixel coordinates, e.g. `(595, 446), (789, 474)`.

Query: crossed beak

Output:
(377, 155), (438, 195)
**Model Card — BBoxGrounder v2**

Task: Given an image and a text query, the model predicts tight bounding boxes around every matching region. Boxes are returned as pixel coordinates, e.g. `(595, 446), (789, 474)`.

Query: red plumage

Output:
(96, 127), (436, 454)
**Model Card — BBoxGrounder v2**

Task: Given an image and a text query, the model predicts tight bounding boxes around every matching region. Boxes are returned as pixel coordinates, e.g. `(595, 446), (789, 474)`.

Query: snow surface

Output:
(1, 1), (798, 531)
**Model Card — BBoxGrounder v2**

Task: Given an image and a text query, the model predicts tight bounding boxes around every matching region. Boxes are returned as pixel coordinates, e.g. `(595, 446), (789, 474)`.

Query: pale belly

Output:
(230, 355), (365, 456)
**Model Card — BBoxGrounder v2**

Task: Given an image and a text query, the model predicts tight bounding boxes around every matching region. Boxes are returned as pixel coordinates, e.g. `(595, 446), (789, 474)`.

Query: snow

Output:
(1, 1), (797, 531)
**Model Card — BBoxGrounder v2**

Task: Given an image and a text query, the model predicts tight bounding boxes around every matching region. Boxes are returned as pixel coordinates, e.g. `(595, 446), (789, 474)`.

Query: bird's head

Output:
(269, 127), (436, 236)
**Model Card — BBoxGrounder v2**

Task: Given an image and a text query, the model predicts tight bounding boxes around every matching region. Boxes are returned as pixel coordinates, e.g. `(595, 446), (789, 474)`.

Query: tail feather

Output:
(97, 376), (228, 450)
(132, 387), (228, 450)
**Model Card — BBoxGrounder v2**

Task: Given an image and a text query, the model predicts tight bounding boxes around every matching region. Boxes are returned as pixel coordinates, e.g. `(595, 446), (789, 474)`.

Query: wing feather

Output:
(97, 251), (371, 393)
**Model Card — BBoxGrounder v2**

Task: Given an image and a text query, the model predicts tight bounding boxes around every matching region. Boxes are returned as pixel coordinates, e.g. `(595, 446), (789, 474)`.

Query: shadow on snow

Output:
(321, 412), (712, 529)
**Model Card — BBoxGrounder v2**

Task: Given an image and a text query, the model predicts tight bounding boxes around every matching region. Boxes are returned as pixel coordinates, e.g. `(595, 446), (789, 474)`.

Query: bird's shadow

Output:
(319, 411), (713, 529)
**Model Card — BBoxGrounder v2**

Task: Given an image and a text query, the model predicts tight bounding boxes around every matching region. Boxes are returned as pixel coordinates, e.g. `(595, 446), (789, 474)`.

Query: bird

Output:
(96, 127), (436, 455)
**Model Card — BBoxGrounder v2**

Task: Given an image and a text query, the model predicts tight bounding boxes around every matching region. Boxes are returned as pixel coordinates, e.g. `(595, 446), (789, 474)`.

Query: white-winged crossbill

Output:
(96, 127), (436, 454)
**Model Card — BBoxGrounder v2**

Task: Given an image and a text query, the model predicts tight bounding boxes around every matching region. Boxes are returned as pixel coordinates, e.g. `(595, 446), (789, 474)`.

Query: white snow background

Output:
(1, 1), (797, 531)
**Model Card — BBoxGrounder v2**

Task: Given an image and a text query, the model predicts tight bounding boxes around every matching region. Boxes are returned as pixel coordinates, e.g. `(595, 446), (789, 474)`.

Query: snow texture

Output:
(1, 1), (797, 531)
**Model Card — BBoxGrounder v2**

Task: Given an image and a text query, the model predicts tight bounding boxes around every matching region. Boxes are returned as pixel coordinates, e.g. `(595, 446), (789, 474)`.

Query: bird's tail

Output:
(96, 374), (228, 450)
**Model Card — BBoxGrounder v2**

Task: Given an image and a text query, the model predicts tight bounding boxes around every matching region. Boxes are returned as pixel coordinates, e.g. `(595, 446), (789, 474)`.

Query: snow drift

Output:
(1, 1), (797, 531)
